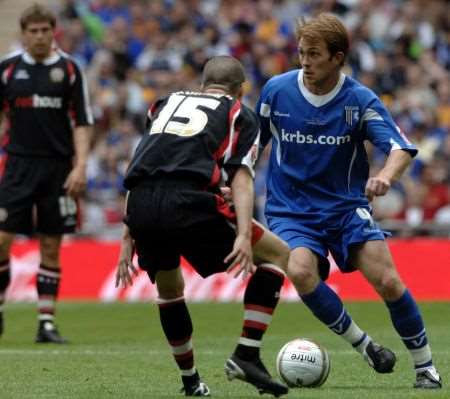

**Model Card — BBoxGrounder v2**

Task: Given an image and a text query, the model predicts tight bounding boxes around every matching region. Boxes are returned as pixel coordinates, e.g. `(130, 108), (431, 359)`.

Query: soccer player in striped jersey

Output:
(257, 13), (441, 389)
(0, 4), (93, 343)
(116, 56), (289, 397)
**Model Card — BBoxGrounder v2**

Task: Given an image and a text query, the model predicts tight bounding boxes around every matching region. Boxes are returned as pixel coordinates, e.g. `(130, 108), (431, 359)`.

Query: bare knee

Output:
(157, 283), (184, 300)
(287, 254), (320, 295)
(370, 269), (405, 301)
(253, 232), (290, 273)
(265, 240), (290, 272)
(156, 269), (185, 300)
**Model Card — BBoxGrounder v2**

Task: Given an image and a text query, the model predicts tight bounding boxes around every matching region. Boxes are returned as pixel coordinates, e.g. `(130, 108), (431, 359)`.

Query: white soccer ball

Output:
(276, 338), (330, 388)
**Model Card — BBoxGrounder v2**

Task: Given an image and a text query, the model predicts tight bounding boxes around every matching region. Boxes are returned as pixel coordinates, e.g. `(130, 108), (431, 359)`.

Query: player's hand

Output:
(115, 235), (138, 288)
(220, 187), (233, 205)
(64, 165), (87, 199)
(365, 176), (391, 202)
(224, 234), (253, 279)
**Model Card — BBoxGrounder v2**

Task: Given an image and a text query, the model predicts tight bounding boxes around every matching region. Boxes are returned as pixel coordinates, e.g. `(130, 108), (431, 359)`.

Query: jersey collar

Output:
(22, 50), (61, 66)
(297, 69), (346, 107)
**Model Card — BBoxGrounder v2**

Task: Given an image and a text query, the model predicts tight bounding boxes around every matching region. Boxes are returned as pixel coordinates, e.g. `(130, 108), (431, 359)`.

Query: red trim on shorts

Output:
(251, 223), (264, 245)
(209, 164), (221, 187)
(244, 304), (274, 315)
(214, 194), (235, 219)
(214, 194), (264, 246)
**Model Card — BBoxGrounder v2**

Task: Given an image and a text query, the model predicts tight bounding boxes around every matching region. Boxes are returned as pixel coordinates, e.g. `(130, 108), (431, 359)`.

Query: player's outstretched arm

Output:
(225, 167), (254, 279)
(365, 149), (413, 201)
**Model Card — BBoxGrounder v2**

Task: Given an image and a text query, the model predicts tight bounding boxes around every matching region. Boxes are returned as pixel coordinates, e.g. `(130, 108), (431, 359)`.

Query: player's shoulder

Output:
(262, 70), (300, 96)
(240, 102), (259, 125)
(343, 75), (379, 106)
(56, 49), (84, 71)
(0, 50), (23, 69)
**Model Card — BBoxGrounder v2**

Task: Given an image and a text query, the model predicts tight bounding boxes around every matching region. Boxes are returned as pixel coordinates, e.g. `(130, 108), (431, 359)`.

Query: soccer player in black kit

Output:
(0, 5), (92, 343)
(115, 56), (289, 397)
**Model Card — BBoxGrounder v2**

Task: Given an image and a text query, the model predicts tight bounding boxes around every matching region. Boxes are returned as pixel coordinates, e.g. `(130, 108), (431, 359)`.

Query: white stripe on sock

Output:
(156, 296), (184, 305)
(238, 337), (261, 348)
(38, 300), (55, 309)
(38, 314), (54, 321)
(410, 344), (432, 367)
(340, 321), (370, 354)
(401, 328), (426, 340)
(38, 269), (61, 279)
(181, 367), (196, 377)
(244, 310), (272, 325)
(171, 340), (193, 355)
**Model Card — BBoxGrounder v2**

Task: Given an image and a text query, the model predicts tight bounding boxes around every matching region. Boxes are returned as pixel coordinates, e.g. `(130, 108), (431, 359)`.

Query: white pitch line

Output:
(0, 349), (449, 356)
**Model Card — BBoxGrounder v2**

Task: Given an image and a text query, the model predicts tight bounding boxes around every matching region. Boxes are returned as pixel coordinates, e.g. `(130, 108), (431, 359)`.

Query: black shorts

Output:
(0, 154), (78, 235)
(125, 178), (263, 282)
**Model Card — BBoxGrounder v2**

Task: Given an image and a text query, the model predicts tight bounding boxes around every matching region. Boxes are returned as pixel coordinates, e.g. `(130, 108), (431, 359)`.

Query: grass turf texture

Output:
(0, 302), (448, 398)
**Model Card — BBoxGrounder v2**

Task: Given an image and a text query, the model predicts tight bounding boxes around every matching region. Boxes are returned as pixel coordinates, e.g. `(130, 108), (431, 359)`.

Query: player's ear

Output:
(334, 51), (345, 66)
(237, 85), (244, 99)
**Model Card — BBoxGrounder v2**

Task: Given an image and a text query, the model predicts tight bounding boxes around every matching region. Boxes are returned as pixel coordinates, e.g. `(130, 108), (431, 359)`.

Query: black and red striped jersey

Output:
(0, 50), (93, 158)
(124, 91), (260, 190)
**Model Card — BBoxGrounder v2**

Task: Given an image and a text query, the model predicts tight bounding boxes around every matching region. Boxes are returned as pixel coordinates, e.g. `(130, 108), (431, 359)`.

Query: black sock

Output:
(158, 297), (196, 374)
(37, 264), (61, 323)
(236, 264), (285, 360)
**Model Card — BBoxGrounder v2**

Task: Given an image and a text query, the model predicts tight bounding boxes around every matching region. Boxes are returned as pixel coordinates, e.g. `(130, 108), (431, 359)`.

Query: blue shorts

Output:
(267, 207), (389, 273)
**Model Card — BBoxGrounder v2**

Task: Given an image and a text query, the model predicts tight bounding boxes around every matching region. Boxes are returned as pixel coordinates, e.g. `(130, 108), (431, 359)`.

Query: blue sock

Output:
(301, 281), (351, 335)
(301, 281), (370, 353)
(386, 289), (432, 369)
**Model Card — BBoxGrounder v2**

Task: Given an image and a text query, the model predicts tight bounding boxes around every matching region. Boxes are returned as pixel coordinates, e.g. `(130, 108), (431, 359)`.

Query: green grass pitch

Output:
(0, 302), (448, 398)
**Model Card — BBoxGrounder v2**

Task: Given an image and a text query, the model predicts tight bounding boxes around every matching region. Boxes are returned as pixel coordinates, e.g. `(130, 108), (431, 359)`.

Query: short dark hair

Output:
(20, 3), (56, 31)
(201, 56), (246, 95)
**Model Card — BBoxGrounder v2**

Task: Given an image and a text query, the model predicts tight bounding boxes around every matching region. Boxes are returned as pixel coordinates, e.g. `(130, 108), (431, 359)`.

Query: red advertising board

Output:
(7, 238), (450, 302)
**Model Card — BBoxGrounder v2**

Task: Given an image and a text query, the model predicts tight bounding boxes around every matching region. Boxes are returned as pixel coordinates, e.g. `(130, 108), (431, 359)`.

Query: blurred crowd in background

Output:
(7, 0), (450, 237)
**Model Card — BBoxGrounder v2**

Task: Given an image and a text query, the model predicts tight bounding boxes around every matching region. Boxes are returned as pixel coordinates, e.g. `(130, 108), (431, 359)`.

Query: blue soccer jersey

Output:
(257, 69), (418, 220)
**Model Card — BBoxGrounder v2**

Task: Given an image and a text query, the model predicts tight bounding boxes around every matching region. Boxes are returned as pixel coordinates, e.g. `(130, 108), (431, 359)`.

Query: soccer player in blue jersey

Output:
(257, 14), (441, 389)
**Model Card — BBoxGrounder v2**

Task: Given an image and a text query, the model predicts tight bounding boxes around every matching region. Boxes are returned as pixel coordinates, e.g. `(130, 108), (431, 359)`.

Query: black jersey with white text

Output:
(124, 91), (260, 190)
(0, 50), (93, 158)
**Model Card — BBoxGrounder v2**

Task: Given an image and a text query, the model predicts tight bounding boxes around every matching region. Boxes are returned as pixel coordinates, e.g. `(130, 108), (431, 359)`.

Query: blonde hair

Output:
(297, 14), (349, 65)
